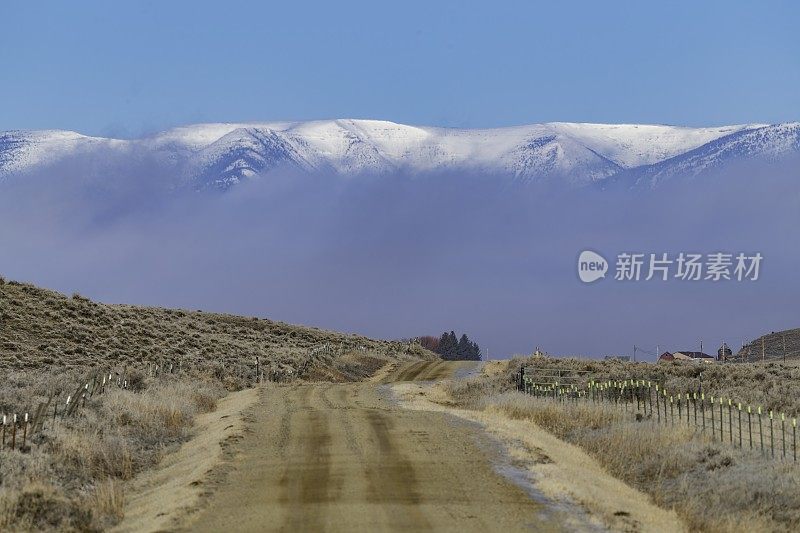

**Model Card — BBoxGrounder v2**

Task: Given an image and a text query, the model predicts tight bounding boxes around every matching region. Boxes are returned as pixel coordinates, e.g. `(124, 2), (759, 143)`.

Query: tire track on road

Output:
(187, 366), (558, 532)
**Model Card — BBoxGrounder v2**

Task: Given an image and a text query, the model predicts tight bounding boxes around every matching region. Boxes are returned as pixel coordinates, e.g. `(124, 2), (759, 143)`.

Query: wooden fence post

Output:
(700, 393), (705, 433)
(30, 402), (44, 438)
(782, 414), (786, 460)
(65, 384), (83, 417)
(654, 385), (660, 422)
(728, 400), (733, 445)
(670, 395), (674, 425)
(738, 404), (743, 448)
(770, 411), (775, 458)
(686, 393), (690, 427)
(35, 395), (53, 435)
(710, 396), (716, 440)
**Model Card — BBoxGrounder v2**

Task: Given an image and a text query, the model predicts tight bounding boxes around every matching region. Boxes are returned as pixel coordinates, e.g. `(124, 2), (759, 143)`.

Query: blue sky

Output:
(2, 1), (798, 137)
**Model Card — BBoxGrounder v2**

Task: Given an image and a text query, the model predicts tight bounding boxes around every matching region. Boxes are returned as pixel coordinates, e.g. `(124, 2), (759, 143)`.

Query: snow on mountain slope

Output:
(0, 130), (123, 175)
(610, 122), (800, 189)
(549, 122), (762, 168)
(181, 120), (767, 186)
(192, 128), (318, 188)
(0, 119), (792, 190)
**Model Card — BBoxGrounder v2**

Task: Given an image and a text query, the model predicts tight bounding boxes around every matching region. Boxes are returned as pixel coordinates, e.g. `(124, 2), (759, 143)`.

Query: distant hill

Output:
(736, 327), (800, 363)
(0, 277), (433, 382)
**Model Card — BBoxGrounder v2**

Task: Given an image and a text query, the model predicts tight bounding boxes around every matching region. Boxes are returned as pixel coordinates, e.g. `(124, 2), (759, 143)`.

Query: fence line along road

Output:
(516, 368), (797, 463)
(2, 342), (377, 454)
(3, 357), (210, 453)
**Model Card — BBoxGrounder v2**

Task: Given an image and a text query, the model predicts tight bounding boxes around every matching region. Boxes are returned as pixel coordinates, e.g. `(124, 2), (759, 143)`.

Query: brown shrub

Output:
(1, 482), (94, 532)
(0, 373), (225, 530)
(89, 479), (124, 524)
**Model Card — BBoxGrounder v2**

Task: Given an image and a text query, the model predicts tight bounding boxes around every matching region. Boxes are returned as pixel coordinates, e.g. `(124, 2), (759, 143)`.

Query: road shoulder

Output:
(392, 381), (686, 533)
(113, 387), (259, 532)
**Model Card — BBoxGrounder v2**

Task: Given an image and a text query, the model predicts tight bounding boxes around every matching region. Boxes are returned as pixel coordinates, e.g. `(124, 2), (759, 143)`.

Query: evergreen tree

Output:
(447, 331), (458, 360)
(469, 339), (482, 361)
(437, 331), (458, 360)
(457, 334), (470, 359)
(432, 331), (481, 361)
(436, 332), (447, 359)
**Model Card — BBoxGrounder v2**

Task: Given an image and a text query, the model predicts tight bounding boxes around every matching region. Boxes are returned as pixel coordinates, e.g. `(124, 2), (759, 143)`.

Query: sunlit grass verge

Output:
(0, 373), (224, 531)
(443, 378), (800, 532)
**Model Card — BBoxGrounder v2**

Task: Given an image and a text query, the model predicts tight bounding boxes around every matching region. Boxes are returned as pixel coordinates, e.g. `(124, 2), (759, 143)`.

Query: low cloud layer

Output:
(1, 156), (798, 358)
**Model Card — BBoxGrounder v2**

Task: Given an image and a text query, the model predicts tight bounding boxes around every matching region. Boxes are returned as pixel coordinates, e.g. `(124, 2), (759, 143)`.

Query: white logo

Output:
(578, 250), (608, 283)
(577, 250), (762, 283)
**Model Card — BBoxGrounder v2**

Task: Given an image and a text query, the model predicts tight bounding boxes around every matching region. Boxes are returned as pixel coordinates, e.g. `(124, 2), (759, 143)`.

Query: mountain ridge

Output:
(1, 119), (795, 190)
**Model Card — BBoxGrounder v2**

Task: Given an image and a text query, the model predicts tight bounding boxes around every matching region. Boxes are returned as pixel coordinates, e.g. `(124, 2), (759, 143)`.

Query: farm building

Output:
(658, 351), (715, 363)
(673, 351), (715, 362)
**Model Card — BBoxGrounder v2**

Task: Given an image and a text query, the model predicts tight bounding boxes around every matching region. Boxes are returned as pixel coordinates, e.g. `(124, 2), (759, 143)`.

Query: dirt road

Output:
(186, 361), (561, 532)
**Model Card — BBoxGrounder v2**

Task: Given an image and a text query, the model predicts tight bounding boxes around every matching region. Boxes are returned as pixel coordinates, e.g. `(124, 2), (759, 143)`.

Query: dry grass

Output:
(0, 278), (433, 383)
(446, 363), (800, 532)
(90, 479), (124, 522)
(0, 372), (225, 531)
(500, 355), (800, 417)
(487, 392), (625, 434)
(0, 277), (434, 530)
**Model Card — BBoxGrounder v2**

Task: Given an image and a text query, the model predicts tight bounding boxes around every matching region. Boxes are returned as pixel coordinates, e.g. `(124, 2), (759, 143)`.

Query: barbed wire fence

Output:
(1, 341), (393, 452)
(515, 366), (798, 463)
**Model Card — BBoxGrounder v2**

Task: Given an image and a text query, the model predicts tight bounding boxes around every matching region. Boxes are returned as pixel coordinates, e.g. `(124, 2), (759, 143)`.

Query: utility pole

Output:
(783, 335), (787, 363)
(633, 345), (636, 362)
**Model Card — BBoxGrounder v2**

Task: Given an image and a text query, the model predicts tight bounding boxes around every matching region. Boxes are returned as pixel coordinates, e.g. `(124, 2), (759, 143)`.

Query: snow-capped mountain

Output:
(606, 123), (800, 189)
(1, 119), (796, 191)
(0, 130), (123, 175)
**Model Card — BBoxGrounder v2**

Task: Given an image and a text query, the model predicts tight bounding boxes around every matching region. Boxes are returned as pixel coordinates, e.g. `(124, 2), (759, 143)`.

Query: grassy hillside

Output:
(0, 277), (434, 383)
(0, 277), (435, 530)
(737, 327), (800, 362)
